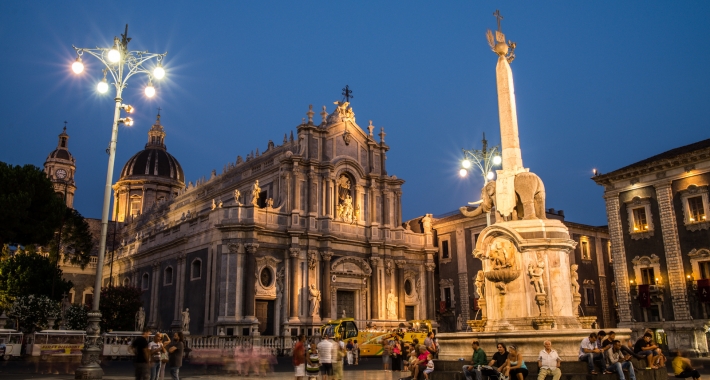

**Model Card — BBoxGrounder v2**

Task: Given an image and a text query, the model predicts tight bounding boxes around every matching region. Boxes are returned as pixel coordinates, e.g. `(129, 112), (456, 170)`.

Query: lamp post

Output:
(459, 133), (501, 226)
(71, 24), (167, 379)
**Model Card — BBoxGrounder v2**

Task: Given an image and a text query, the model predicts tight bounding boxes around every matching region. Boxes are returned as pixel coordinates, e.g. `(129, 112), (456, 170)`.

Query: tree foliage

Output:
(48, 208), (94, 268)
(64, 303), (89, 331)
(99, 286), (143, 331)
(0, 162), (66, 247)
(9, 295), (61, 333)
(0, 252), (72, 310)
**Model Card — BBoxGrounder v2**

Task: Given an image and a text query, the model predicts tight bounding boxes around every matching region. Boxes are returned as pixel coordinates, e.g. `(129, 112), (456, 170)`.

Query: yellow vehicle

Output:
(320, 319), (433, 357)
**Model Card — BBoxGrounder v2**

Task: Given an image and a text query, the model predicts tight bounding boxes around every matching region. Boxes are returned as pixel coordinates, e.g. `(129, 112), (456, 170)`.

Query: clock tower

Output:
(44, 125), (77, 208)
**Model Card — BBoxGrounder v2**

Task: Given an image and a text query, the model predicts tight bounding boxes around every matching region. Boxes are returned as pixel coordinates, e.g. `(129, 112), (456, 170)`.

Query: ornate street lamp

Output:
(459, 133), (501, 226)
(71, 24), (167, 379)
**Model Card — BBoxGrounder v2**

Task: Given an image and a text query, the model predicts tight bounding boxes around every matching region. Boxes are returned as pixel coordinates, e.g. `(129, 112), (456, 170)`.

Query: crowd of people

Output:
(292, 333), (361, 380)
(457, 329), (703, 380)
(129, 328), (184, 380)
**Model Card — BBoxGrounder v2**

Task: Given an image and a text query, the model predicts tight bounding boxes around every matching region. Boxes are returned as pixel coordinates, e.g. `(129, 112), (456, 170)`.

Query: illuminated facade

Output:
(594, 138), (710, 354)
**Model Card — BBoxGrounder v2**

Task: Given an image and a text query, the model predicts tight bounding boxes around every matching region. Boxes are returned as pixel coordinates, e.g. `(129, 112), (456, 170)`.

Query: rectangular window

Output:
(581, 240), (591, 260)
(632, 207), (648, 232)
(688, 196), (706, 222)
(130, 198), (142, 216)
(641, 267), (656, 285)
(585, 288), (596, 306)
(441, 240), (450, 259)
(700, 261), (710, 280)
(444, 288), (453, 309)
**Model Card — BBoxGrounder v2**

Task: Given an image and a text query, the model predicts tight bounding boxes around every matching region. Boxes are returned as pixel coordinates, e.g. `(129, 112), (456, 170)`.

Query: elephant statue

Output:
(460, 171), (546, 221)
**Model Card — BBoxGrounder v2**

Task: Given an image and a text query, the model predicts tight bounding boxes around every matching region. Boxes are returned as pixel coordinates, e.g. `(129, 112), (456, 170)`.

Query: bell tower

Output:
(44, 123), (77, 208)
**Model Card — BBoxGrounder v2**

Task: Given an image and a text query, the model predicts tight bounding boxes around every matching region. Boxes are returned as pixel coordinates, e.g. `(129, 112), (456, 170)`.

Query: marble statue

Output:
(456, 314), (463, 331)
(135, 307), (145, 331)
(474, 271), (485, 299)
(251, 180), (261, 206)
(218, 327), (226, 336)
(211, 199), (217, 210)
(308, 284), (321, 316)
(528, 260), (545, 294)
(489, 240), (516, 269)
(570, 264), (580, 295)
(218, 199), (223, 208)
(337, 195), (354, 222)
(421, 214), (433, 233)
(266, 198), (274, 208)
(386, 290), (398, 319)
(181, 308), (190, 332)
(234, 189), (242, 206)
(342, 310), (346, 318)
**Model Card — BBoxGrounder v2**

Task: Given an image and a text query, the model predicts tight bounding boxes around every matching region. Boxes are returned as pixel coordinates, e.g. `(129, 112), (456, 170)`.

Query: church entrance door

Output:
(255, 300), (274, 335)
(336, 290), (355, 319)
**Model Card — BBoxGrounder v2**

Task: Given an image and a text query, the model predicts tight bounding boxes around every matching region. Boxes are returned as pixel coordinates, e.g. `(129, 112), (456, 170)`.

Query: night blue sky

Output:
(1, 2), (708, 226)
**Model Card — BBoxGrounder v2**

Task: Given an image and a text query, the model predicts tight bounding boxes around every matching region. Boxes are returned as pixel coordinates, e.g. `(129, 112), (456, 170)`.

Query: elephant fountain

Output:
(459, 171), (546, 221)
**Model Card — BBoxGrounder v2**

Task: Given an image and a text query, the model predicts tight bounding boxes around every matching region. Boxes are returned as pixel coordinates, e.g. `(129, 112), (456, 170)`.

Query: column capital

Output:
(369, 256), (381, 267)
(289, 247), (301, 258)
(320, 250), (333, 262)
(425, 262), (436, 272)
(177, 252), (187, 263)
(152, 261), (161, 270)
(395, 259), (407, 269)
(245, 243), (260, 254)
(227, 243), (241, 253)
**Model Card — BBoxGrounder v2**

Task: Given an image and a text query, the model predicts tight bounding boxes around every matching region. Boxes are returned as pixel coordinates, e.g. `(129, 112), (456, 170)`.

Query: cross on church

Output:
(342, 85), (353, 102)
(63, 121), (68, 131)
(493, 9), (503, 32)
(157, 107), (162, 116)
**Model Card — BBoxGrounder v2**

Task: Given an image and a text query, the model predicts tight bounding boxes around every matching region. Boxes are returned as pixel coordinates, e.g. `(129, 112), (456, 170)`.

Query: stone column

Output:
(495, 56), (524, 171)
(321, 251), (333, 319)
(244, 243), (259, 320)
(425, 262), (436, 320)
(594, 235), (612, 328)
(148, 261), (160, 328)
(308, 172), (318, 215)
(603, 192), (632, 323)
(173, 253), (186, 328)
(395, 260), (406, 320)
(455, 227), (470, 322)
(369, 257), (381, 319)
(234, 244), (244, 320)
(289, 248), (300, 320)
(654, 182), (691, 320)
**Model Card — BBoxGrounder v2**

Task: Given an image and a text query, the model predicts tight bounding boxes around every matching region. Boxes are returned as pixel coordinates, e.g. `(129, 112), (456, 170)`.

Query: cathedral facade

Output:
(106, 102), (437, 336)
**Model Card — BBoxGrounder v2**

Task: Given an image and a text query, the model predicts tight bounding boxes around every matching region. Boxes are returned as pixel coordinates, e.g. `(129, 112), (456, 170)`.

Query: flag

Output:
(439, 301), (446, 314)
(698, 279), (710, 303)
(637, 284), (651, 308)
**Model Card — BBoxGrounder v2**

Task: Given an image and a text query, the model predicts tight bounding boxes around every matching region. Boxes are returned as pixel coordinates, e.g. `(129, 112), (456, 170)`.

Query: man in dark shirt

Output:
(165, 331), (185, 380)
(633, 333), (657, 369)
(129, 328), (151, 380)
(482, 343), (508, 378)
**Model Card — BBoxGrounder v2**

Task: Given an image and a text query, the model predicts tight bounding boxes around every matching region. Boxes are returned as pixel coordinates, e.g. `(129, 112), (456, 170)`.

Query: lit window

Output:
(130, 197), (142, 217)
(688, 196), (705, 222)
(632, 208), (648, 231)
(580, 239), (591, 260)
(641, 267), (656, 285)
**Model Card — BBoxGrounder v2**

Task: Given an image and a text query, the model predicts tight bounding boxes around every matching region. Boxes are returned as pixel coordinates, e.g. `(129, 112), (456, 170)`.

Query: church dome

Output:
(118, 113), (185, 184)
(46, 127), (75, 162)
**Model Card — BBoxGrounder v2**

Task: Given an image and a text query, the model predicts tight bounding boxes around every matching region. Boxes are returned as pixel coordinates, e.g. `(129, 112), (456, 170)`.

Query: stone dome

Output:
(120, 147), (184, 182)
(118, 113), (184, 184)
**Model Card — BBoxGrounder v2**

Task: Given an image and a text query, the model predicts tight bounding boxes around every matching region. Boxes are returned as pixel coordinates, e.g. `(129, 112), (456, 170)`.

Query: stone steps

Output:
(428, 359), (668, 380)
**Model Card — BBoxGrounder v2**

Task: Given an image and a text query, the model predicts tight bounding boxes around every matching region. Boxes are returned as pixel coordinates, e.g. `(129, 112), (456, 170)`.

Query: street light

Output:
(70, 24), (167, 380)
(460, 133), (501, 226)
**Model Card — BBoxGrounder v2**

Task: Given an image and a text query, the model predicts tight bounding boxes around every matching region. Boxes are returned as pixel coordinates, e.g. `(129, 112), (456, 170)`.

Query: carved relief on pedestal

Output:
(255, 256), (282, 300)
(475, 237), (521, 295)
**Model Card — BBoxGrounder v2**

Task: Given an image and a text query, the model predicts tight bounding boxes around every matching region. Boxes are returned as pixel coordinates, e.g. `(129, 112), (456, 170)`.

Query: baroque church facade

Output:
(105, 102), (437, 336)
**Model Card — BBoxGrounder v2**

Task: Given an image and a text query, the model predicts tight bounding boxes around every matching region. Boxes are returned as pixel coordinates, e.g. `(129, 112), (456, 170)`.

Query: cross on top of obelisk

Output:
(157, 107), (162, 115)
(493, 10), (503, 32)
(342, 85), (353, 102)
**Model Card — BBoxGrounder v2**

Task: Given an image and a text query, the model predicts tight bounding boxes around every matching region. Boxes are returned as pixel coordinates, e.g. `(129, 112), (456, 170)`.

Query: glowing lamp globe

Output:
(492, 155), (502, 165)
(459, 169), (468, 177)
(71, 58), (84, 74)
(461, 159), (471, 169)
(97, 80), (109, 93)
(108, 48), (120, 63)
(153, 66), (165, 80)
(145, 84), (156, 98)
(487, 171), (495, 180)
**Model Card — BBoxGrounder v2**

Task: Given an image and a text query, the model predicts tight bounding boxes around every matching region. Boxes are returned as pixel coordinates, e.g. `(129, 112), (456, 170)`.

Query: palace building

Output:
(593, 138), (710, 354)
(105, 102), (437, 336)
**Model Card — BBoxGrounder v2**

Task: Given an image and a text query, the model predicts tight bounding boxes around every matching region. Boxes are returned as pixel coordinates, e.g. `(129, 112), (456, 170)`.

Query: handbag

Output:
(160, 351), (169, 363)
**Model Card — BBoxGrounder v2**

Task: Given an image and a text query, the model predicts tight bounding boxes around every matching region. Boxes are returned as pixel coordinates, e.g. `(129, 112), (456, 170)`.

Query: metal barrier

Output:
(186, 335), (307, 357)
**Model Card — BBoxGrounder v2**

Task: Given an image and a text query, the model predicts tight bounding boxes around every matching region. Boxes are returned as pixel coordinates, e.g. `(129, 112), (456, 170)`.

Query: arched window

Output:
(142, 273), (150, 290)
(164, 267), (173, 285)
(123, 277), (130, 287)
(130, 196), (142, 217)
(191, 259), (202, 280)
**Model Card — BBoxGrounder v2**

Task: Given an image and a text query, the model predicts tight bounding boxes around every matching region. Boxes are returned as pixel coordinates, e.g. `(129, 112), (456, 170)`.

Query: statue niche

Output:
(336, 174), (359, 224)
(459, 171), (546, 221)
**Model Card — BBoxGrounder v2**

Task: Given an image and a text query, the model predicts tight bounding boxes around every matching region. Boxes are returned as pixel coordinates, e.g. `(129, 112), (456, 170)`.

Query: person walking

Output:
(353, 340), (359, 365)
(317, 334), (334, 380)
(293, 335), (306, 380)
(306, 342), (320, 379)
(332, 337), (346, 380)
(605, 340), (636, 380)
(462, 339), (487, 380)
(129, 328), (151, 380)
(165, 332), (184, 380)
(537, 340), (561, 380)
(345, 339), (354, 366)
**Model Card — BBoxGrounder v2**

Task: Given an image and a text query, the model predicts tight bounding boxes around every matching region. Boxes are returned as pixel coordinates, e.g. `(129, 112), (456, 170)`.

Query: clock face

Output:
(55, 169), (67, 179)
